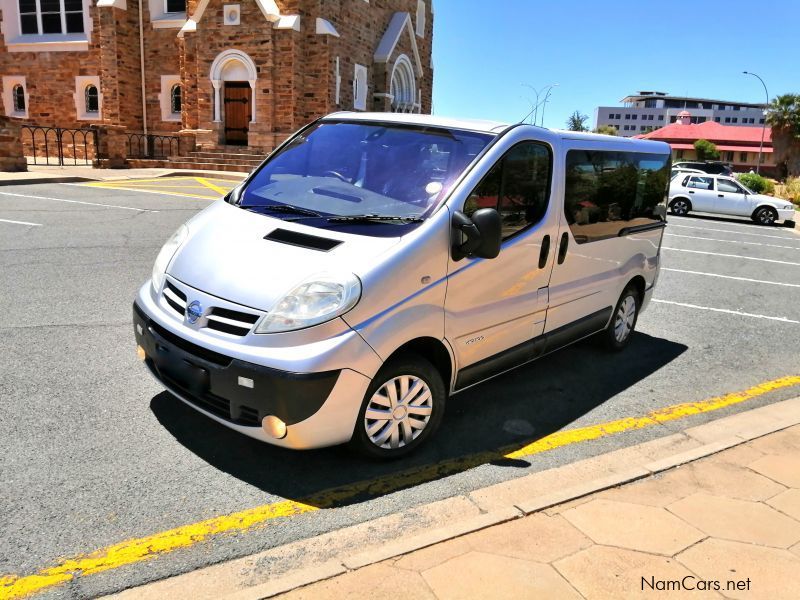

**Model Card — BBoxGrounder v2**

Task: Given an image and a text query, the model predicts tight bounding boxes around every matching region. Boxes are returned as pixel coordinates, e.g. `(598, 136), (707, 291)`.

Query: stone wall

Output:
(0, 116), (27, 171)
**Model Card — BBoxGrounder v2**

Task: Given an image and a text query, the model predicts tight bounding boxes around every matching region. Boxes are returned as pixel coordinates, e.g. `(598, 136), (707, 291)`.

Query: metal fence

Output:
(126, 133), (179, 159)
(21, 126), (98, 166)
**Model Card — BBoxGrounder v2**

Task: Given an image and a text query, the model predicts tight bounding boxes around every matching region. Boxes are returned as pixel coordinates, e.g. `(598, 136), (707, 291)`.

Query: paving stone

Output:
(747, 426), (800, 456)
(748, 454), (800, 488)
(562, 499), (704, 555)
(677, 538), (800, 600)
(668, 493), (800, 548)
(465, 513), (592, 563)
(393, 537), (472, 572)
(422, 551), (581, 600)
(554, 545), (715, 600)
(765, 488), (800, 522)
(278, 563), (435, 600)
(599, 457), (784, 506)
(702, 442), (764, 466)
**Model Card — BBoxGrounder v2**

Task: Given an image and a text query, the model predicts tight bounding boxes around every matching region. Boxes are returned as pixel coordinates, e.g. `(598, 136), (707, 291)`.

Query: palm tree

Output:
(765, 94), (800, 177)
(566, 110), (589, 132)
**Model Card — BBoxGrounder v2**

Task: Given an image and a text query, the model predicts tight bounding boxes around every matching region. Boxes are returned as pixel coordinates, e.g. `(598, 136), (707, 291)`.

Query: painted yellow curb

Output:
(2, 374), (798, 599)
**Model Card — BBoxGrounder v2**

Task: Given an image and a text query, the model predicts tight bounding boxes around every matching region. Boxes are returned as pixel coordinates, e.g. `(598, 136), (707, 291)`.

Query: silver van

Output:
(133, 113), (671, 458)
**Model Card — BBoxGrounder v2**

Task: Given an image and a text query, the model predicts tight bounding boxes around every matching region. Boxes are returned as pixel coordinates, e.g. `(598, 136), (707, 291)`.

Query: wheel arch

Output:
(751, 204), (778, 220)
(384, 337), (454, 392)
(669, 196), (692, 210)
(625, 275), (647, 305)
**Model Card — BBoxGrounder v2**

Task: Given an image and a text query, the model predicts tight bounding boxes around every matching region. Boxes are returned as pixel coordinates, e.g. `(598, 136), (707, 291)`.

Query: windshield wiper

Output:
(244, 204), (323, 217)
(327, 214), (424, 224)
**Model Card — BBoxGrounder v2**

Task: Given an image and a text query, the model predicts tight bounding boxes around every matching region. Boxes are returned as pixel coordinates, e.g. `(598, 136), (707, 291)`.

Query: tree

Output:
(593, 125), (617, 136)
(765, 93), (800, 177)
(694, 139), (720, 161)
(566, 110), (589, 132)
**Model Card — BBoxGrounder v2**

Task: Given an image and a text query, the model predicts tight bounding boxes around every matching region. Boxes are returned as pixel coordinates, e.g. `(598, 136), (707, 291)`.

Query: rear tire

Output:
(600, 286), (640, 351)
(670, 198), (691, 216)
(350, 355), (446, 459)
(753, 206), (778, 226)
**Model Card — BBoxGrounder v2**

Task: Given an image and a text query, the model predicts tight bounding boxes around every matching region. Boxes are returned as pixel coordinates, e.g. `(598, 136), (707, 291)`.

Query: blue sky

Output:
(431, 0), (800, 129)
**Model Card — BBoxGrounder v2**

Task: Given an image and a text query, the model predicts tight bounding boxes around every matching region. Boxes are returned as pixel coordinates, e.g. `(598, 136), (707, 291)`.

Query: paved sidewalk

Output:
(0, 164), (246, 185)
(277, 426), (800, 600)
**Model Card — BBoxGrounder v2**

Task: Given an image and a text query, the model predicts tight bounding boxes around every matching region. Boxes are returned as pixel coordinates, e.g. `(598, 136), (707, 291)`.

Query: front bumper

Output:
(133, 301), (371, 449)
(777, 208), (796, 224)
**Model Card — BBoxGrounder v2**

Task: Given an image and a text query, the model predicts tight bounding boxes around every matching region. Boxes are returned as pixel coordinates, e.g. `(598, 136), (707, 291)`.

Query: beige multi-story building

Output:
(0, 0), (434, 165)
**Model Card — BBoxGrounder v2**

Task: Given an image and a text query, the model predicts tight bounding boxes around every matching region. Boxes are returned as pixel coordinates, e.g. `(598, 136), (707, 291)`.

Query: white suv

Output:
(669, 174), (796, 227)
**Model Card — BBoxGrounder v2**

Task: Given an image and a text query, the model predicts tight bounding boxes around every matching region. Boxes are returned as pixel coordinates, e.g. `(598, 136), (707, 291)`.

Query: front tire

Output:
(670, 198), (691, 216)
(753, 206), (778, 226)
(600, 286), (640, 351)
(350, 355), (446, 459)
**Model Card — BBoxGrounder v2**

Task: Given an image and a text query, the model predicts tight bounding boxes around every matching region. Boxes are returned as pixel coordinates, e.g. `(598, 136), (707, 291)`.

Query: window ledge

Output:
(163, 114), (181, 122)
(152, 14), (186, 29)
(6, 34), (89, 53)
(8, 111), (28, 119)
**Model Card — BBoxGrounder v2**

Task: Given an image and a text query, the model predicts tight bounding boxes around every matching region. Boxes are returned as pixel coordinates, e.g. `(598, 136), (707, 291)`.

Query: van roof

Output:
(322, 112), (510, 133)
(322, 112), (671, 152)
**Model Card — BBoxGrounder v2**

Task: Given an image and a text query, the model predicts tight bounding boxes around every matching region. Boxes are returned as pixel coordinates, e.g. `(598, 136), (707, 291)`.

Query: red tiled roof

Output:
(639, 121), (772, 145)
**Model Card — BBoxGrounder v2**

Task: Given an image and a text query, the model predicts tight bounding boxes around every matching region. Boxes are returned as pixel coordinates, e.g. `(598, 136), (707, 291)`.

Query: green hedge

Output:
(738, 173), (775, 195)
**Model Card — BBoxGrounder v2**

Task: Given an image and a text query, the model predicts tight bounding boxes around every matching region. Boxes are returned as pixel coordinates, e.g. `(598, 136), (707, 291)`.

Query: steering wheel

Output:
(322, 170), (349, 182)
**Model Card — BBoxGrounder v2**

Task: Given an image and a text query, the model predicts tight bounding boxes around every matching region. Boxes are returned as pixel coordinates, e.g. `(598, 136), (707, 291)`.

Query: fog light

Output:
(262, 415), (287, 439)
(136, 345), (146, 361)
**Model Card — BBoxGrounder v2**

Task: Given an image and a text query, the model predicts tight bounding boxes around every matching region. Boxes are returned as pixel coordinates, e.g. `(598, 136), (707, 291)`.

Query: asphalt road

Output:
(1, 180), (799, 599)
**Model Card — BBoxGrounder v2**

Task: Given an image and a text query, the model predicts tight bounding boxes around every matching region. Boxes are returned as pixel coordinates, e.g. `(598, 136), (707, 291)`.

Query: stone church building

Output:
(0, 0), (433, 163)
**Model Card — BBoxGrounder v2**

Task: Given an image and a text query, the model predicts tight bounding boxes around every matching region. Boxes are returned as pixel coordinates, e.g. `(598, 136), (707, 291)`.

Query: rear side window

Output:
(687, 176), (714, 190)
(464, 142), (552, 240)
(564, 150), (670, 244)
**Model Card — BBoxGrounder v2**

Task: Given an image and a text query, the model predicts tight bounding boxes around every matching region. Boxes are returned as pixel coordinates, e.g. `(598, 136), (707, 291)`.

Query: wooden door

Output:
(224, 83), (251, 145)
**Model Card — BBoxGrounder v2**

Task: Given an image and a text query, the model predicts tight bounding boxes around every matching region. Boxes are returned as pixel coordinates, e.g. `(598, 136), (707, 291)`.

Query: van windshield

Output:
(239, 121), (494, 236)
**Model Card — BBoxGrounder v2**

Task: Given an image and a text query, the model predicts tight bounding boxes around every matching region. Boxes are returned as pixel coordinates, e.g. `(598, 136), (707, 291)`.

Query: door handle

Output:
(538, 235), (550, 269)
(717, 194), (724, 197)
(688, 190), (695, 194)
(557, 232), (569, 265)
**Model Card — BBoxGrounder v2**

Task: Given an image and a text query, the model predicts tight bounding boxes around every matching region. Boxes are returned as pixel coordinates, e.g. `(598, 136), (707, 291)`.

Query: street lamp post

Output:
(743, 71), (769, 175)
(539, 84), (559, 127)
(521, 84), (542, 124)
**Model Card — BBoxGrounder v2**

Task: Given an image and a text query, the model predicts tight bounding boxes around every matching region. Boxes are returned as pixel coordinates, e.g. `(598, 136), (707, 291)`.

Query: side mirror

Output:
(451, 208), (502, 261)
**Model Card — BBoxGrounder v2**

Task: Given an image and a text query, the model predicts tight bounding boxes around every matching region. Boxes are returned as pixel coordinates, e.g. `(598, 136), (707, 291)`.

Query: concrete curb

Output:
(0, 170), (246, 187)
(106, 396), (800, 600)
(0, 176), (93, 186)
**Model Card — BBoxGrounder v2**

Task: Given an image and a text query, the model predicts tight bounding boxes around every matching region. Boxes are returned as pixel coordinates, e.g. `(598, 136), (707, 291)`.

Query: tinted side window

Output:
(564, 150), (670, 244)
(465, 142), (551, 239)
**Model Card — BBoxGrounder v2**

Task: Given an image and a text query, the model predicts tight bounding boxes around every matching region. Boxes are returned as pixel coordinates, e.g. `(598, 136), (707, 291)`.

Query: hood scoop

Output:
(264, 228), (343, 252)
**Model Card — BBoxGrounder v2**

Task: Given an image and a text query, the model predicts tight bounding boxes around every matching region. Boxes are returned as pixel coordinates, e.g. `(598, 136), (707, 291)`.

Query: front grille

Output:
(162, 280), (262, 336)
(238, 405), (260, 426)
(207, 307), (260, 336)
(163, 281), (186, 317)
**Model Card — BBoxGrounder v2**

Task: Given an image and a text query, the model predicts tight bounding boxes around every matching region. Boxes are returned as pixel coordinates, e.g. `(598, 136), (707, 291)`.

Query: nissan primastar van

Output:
(133, 113), (671, 459)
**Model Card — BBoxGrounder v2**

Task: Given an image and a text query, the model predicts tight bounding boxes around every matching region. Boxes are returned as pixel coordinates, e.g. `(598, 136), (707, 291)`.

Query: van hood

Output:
(167, 201), (401, 311)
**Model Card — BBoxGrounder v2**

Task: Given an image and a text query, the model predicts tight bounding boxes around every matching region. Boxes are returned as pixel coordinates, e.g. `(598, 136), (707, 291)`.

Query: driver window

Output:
(717, 179), (743, 193)
(464, 142), (552, 240)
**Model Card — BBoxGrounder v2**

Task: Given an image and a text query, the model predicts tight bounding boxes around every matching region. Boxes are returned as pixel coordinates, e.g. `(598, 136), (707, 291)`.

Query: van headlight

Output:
(151, 224), (189, 293)
(255, 273), (361, 333)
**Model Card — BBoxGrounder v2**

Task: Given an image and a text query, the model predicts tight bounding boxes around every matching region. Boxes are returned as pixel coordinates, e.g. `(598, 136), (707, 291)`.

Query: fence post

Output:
(0, 116), (27, 172)
(93, 125), (129, 168)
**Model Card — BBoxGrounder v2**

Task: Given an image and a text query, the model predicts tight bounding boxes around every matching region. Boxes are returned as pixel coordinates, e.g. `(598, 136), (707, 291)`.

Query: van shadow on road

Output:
(150, 332), (686, 508)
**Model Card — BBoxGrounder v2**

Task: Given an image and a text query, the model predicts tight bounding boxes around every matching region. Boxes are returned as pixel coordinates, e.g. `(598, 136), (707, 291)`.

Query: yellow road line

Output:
(77, 184), (218, 200)
(2, 374), (798, 599)
(195, 177), (232, 195)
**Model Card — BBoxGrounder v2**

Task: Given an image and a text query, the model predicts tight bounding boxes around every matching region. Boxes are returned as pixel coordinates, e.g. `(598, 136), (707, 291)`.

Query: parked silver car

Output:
(133, 113), (671, 458)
